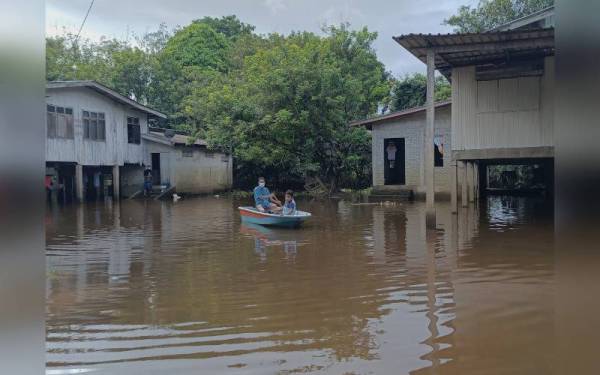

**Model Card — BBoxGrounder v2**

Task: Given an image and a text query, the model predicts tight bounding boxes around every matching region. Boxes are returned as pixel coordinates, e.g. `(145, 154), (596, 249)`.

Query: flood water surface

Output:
(46, 196), (554, 374)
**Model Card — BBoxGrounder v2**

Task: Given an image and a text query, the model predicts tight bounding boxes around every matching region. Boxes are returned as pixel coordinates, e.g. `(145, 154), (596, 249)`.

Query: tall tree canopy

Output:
(445, 0), (554, 33)
(195, 15), (255, 41)
(184, 26), (390, 189)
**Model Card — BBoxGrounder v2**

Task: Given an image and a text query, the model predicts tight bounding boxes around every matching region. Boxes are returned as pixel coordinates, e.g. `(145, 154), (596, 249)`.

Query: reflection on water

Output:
(239, 223), (299, 262)
(46, 196), (553, 374)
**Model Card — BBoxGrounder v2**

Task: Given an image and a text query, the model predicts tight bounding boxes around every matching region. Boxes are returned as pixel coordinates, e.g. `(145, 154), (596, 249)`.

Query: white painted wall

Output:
(371, 105), (452, 195)
(451, 56), (554, 151)
(172, 149), (233, 193)
(45, 86), (149, 166)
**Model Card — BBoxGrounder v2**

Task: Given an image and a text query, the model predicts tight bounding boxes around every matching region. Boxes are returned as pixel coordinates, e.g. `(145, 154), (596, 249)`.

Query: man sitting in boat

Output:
(254, 177), (282, 213)
(282, 190), (297, 216)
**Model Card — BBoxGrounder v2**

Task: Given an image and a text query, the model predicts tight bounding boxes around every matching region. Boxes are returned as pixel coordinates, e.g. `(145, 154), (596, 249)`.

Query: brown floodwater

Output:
(46, 195), (554, 375)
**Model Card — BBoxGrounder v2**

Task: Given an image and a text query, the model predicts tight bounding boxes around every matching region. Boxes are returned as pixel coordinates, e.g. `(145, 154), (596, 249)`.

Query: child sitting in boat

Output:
(282, 190), (297, 216)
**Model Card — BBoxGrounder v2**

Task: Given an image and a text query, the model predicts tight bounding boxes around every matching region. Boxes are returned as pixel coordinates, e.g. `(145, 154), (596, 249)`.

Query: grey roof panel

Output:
(393, 28), (554, 78)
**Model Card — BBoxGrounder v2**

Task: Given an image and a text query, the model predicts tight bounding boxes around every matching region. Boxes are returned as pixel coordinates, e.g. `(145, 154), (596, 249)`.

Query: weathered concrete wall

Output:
(451, 56), (554, 152)
(172, 149), (232, 194)
(46, 86), (148, 166)
(371, 105), (452, 195)
(144, 140), (233, 194)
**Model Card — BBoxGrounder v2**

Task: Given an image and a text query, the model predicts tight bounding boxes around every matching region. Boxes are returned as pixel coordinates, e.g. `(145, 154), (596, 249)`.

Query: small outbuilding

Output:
(141, 129), (233, 195)
(351, 101), (454, 199)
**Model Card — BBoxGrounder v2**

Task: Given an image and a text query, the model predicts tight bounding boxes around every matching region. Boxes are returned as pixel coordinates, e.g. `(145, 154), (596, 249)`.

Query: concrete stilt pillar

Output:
(425, 48), (436, 227)
(467, 162), (475, 203)
(75, 164), (84, 203)
(112, 165), (120, 200)
(450, 161), (458, 214)
(461, 161), (468, 208)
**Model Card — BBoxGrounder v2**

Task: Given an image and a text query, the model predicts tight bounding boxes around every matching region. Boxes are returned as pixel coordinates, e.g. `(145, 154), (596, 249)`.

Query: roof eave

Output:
(141, 133), (173, 146)
(46, 81), (168, 119)
(350, 100), (452, 128)
(392, 28), (554, 78)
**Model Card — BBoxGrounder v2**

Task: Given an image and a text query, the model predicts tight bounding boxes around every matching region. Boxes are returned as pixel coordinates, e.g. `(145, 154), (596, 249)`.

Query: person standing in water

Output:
(143, 168), (153, 197)
(253, 177), (282, 213)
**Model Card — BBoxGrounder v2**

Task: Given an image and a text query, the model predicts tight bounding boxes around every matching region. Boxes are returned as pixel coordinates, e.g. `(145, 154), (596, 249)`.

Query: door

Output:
(384, 138), (405, 185)
(151, 153), (161, 185)
(159, 154), (171, 186)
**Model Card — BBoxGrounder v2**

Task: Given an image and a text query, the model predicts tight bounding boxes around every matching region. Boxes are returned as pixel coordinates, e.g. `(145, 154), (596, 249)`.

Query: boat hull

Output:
(238, 207), (310, 228)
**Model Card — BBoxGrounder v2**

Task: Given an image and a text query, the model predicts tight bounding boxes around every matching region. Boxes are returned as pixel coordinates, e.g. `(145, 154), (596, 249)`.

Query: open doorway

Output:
(151, 153), (161, 185)
(481, 158), (553, 197)
(384, 138), (405, 185)
(82, 166), (113, 200)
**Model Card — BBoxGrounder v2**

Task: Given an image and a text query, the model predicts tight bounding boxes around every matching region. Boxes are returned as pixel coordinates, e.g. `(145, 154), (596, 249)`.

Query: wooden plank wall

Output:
(451, 56), (554, 152)
(45, 87), (148, 166)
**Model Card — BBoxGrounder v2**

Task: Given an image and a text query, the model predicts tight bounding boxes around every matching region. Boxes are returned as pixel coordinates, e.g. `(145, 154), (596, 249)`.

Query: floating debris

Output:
(351, 201), (401, 206)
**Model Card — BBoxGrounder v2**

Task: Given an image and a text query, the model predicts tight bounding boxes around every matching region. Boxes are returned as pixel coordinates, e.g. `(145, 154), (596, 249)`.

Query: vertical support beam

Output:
(461, 161), (468, 208)
(425, 48), (436, 226)
(450, 160), (458, 214)
(75, 164), (84, 203)
(467, 162), (475, 203)
(474, 162), (479, 201)
(112, 165), (120, 200)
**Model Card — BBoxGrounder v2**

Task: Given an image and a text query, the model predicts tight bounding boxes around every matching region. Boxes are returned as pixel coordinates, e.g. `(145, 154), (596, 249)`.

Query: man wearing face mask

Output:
(253, 177), (282, 213)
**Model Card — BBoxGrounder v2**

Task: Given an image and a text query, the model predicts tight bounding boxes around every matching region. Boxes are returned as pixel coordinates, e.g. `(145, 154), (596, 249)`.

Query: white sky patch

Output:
(319, 1), (365, 27)
(45, 4), (79, 37)
(264, 0), (286, 14)
(45, 2), (120, 41)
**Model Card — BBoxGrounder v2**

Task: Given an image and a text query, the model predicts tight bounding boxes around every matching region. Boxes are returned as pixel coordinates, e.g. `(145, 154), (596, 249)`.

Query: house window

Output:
(434, 136), (444, 167)
(182, 148), (193, 157)
(46, 104), (74, 139)
(127, 117), (141, 144)
(82, 110), (106, 141)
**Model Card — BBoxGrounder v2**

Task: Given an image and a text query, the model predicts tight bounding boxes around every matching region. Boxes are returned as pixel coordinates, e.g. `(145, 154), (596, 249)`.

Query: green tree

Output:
(161, 22), (231, 72)
(46, 32), (161, 104)
(391, 73), (451, 111)
(184, 25), (388, 189)
(195, 15), (255, 41)
(148, 22), (233, 126)
(445, 0), (554, 33)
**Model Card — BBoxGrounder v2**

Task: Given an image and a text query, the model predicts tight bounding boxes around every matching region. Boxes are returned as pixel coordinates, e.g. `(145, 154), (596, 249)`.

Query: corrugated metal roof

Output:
(47, 80), (167, 119)
(350, 100), (451, 129)
(393, 28), (554, 78)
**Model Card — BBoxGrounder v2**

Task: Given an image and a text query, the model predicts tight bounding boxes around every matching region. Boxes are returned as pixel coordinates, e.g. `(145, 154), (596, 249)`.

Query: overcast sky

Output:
(46, 0), (477, 76)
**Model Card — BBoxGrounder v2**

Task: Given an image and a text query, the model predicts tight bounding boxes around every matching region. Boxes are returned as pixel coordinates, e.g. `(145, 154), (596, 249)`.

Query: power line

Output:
(75, 0), (95, 42)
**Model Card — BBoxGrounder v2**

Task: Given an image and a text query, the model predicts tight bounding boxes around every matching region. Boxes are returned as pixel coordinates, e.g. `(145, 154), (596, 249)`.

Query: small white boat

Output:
(238, 206), (311, 228)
